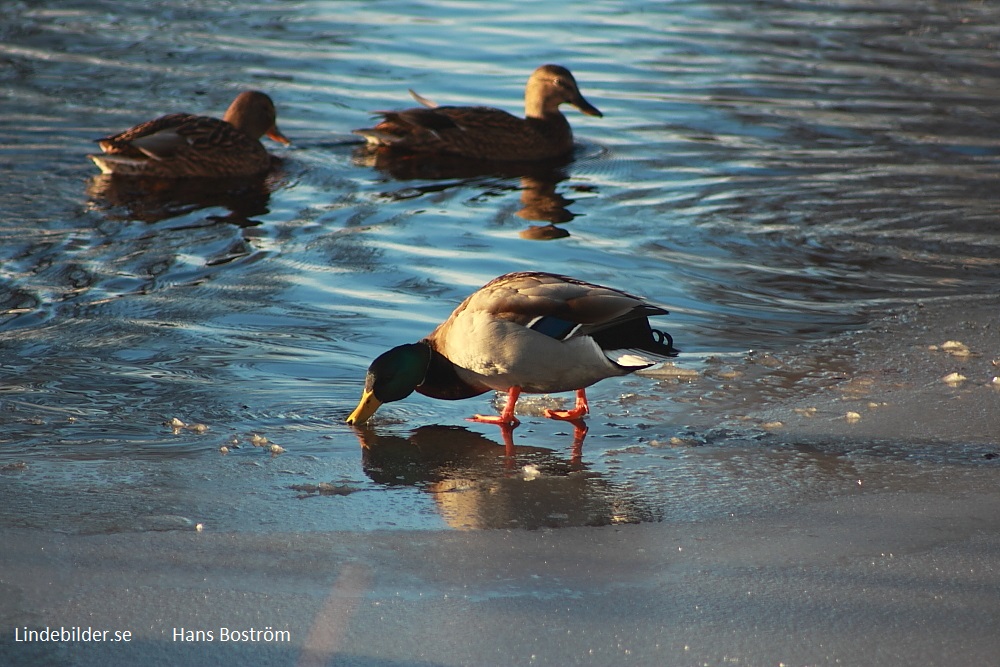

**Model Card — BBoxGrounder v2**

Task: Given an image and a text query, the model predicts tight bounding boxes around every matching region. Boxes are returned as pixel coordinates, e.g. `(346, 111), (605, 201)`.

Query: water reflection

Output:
(353, 146), (582, 237)
(3, 0), (1000, 538)
(353, 425), (659, 529)
(85, 169), (284, 226)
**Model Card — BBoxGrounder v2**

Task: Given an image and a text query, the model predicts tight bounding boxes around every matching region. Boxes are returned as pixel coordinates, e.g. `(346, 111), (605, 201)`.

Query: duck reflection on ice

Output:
(85, 168), (282, 226)
(352, 424), (660, 530)
(352, 147), (584, 239)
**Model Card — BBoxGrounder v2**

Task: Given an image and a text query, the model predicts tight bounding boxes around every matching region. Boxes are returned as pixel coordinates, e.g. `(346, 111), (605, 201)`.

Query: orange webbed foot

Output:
(543, 407), (588, 421)
(467, 414), (521, 428)
(467, 386), (522, 428)
(543, 389), (589, 422)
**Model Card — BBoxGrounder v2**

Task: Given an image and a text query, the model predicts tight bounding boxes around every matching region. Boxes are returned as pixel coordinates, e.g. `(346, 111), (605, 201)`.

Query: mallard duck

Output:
(353, 64), (602, 161)
(346, 271), (679, 427)
(89, 90), (289, 178)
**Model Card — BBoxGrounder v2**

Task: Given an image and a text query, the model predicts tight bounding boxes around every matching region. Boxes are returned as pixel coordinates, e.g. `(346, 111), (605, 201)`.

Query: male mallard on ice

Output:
(346, 272), (679, 427)
(353, 64), (602, 161)
(89, 90), (289, 178)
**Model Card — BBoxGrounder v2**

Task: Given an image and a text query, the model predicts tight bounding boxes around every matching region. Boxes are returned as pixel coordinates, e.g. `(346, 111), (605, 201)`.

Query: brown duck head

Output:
(524, 64), (603, 120)
(223, 90), (290, 144)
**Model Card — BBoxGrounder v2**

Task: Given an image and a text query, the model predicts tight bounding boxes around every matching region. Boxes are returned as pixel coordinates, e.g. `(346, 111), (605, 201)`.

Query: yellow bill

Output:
(346, 389), (382, 425)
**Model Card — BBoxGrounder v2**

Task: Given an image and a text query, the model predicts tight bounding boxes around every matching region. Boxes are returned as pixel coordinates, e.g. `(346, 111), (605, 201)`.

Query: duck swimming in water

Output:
(353, 65), (602, 161)
(89, 90), (289, 178)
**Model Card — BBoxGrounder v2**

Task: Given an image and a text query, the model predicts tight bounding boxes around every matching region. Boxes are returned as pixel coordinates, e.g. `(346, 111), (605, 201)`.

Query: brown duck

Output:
(89, 90), (289, 178)
(353, 65), (602, 161)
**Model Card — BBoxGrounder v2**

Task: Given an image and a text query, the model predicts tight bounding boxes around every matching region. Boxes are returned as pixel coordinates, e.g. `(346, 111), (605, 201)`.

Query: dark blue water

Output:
(2, 0), (999, 532)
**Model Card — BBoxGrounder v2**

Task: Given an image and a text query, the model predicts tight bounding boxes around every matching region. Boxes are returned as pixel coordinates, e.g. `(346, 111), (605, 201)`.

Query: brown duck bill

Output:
(573, 94), (603, 118)
(267, 124), (291, 145)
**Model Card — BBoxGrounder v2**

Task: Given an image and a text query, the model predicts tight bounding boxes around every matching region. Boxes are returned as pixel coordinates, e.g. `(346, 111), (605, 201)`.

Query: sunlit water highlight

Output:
(1, 0), (999, 533)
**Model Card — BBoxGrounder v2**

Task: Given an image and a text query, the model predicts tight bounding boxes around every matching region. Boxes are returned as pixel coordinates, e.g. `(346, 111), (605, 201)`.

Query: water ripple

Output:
(2, 0), (999, 533)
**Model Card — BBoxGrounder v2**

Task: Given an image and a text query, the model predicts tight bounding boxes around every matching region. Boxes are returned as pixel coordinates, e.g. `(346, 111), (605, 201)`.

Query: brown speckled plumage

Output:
(353, 65), (602, 161)
(89, 90), (289, 178)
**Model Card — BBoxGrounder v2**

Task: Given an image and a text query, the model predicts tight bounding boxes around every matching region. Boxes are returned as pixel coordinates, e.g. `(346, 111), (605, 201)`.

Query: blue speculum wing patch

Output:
(527, 316), (579, 340)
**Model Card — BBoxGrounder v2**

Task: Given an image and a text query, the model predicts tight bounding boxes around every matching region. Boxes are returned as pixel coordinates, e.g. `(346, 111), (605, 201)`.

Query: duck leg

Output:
(468, 386), (521, 427)
(495, 422), (518, 459)
(568, 418), (588, 463)
(544, 389), (590, 421)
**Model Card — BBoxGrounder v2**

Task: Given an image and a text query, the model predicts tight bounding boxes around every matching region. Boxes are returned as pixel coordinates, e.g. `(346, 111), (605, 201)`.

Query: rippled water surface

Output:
(2, 0), (999, 533)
